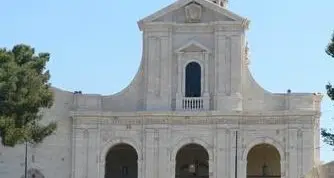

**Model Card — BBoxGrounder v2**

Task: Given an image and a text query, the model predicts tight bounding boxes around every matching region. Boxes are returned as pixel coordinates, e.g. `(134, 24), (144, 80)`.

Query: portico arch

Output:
(170, 137), (213, 178)
(99, 138), (142, 178)
(171, 137), (213, 161)
(105, 144), (137, 178)
(175, 144), (209, 178)
(242, 137), (284, 161)
(100, 138), (142, 163)
(242, 137), (285, 178)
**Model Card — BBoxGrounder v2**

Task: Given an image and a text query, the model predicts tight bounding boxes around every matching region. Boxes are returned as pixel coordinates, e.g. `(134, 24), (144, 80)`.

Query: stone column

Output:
(138, 159), (144, 178)
(287, 128), (298, 178)
(229, 130), (237, 178)
(99, 161), (105, 178)
(159, 36), (172, 109)
(215, 35), (227, 95)
(216, 128), (228, 178)
(239, 160), (247, 178)
(158, 129), (169, 178)
(177, 53), (182, 95)
(146, 36), (161, 110)
(209, 159), (214, 178)
(72, 129), (88, 178)
(87, 129), (99, 178)
(170, 159), (176, 178)
(230, 35), (242, 95)
(204, 52), (209, 95)
(144, 129), (157, 178)
(281, 160), (286, 178)
(176, 53), (183, 110)
(297, 129), (303, 177)
(214, 33), (228, 111)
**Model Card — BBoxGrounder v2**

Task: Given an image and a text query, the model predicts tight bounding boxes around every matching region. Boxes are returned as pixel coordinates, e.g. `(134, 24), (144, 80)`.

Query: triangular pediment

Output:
(175, 40), (211, 53)
(138, 0), (246, 27)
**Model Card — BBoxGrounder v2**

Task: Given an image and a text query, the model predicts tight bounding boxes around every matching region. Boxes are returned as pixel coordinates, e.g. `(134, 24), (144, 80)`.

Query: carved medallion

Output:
(185, 3), (202, 23)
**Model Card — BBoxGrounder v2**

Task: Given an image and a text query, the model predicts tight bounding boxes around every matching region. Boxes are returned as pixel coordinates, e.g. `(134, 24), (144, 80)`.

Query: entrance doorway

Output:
(247, 144), (281, 178)
(105, 144), (138, 178)
(175, 144), (209, 178)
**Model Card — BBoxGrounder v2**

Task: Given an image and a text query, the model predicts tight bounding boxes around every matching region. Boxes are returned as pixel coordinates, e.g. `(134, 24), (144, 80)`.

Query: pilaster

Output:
(145, 31), (172, 111)
(72, 128), (87, 178)
(216, 127), (228, 178)
(144, 128), (158, 178)
(230, 35), (242, 95)
(157, 129), (169, 178)
(146, 36), (161, 110)
(87, 129), (99, 178)
(287, 128), (298, 178)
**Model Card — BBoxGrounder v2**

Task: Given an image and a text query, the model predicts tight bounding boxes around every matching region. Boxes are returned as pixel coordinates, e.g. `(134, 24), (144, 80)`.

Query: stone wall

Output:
(0, 88), (74, 178)
(303, 161), (334, 178)
(70, 112), (320, 178)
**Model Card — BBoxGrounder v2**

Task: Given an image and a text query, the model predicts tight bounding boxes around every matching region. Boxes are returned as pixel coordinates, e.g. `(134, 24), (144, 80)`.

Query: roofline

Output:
(137, 0), (248, 31)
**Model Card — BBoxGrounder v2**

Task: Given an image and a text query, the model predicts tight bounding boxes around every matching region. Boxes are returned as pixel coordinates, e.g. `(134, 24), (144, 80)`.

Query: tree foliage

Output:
(0, 44), (56, 147)
(322, 31), (334, 147)
(326, 32), (334, 58)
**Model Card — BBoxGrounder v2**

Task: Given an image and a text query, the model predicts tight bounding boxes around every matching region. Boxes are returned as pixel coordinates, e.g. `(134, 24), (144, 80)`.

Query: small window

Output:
(121, 166), (128, 177)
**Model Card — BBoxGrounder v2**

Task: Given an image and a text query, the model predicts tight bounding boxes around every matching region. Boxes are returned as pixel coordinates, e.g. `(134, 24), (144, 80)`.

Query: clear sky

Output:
(1, 0), (334, 163)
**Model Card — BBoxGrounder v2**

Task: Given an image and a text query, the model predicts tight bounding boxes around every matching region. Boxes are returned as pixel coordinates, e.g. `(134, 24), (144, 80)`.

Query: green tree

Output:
(322, 32), (334, 147)
(0, 44), (56, 147)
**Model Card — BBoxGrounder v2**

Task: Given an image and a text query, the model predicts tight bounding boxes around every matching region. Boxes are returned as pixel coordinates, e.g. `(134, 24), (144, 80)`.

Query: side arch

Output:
(100, 137), (142, 164)
(242, 137), (285, 161)
(171, 137), (213, 161)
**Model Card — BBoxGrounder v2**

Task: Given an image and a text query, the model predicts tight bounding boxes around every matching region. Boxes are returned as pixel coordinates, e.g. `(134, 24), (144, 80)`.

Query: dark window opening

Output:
(185, 62), (201, 97)
(121, 166), (129, 177)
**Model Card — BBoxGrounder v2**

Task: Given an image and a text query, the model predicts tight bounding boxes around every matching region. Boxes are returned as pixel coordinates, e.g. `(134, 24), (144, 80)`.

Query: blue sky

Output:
(1, 0), (334, 162)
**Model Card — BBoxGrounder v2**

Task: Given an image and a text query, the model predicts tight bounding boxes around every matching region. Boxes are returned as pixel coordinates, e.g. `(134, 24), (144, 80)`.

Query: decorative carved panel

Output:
(185, 3), (202, 23)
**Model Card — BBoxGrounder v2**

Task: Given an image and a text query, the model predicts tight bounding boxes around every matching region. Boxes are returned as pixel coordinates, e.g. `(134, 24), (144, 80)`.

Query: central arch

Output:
(105, 143), (138, 178)
(175, 144), (209, 178)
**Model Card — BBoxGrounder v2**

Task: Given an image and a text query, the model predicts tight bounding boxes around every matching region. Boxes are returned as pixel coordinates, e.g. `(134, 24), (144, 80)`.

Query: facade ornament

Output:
(242, 18), (250, 29)
(244, 41), (250, 65)
(185, 3), (202, 23)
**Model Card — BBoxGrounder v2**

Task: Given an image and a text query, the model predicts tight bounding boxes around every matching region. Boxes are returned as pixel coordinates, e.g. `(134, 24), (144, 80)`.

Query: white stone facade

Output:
(0, 0), (324, 178)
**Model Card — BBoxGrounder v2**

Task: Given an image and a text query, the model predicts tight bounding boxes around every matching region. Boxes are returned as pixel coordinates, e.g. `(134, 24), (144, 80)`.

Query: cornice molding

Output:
(137, 0), (248, 31)
(71, 110), (320, 127)
(141, 21), (246, 33)
(72, 116), (316, 127)
(70, 110), (320, 117)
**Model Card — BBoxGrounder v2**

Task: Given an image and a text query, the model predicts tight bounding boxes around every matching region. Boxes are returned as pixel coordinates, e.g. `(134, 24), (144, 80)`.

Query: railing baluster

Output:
(180, 97), (206, 110)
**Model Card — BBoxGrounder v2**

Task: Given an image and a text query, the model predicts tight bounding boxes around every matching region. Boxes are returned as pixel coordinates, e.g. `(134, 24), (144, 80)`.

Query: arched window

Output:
(185, 62), (201, 97)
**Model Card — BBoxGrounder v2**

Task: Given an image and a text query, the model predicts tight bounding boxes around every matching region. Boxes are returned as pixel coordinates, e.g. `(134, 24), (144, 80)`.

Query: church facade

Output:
(0, 0), (324, 178)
